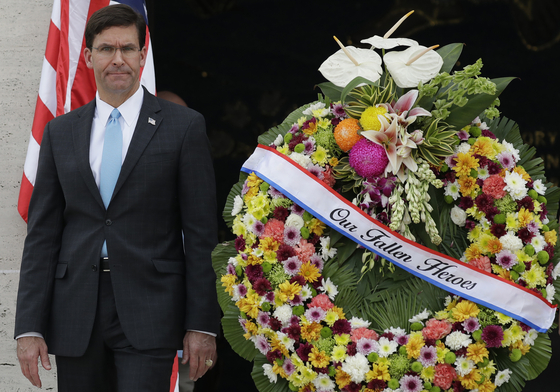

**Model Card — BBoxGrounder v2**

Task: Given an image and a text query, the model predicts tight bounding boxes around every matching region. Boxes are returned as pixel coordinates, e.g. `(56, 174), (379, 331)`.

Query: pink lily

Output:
(361, 116), (399, 176)
(382, 89), (431, 128)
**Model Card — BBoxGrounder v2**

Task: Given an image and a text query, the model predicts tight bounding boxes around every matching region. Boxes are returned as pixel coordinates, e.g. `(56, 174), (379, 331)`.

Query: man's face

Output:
(84, 25), (146, 99)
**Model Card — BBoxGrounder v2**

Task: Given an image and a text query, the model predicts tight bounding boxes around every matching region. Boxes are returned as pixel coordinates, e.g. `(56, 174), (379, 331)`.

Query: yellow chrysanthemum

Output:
(477, 233), (493, 253)
(335, 367), (352, 389)
(515, 250), (532, 264)
(242, 321), (258, 340)
(359, 105), (388, 131)
(301, 322), (322, 341)
(300, 366), (317, 384)
(244, 187), (259, 203)
(311, 145), (328, 165)
(478, 379), (497, 392)
(232, 215), (247, 237)
(495, 312), (513, 325)
(270, 335), (290, 357)
(334, 333), (351, 345)
(331, 345), (347, 362)
(435, 310), (451, 320)
(329, 157), (339, 167)
(480, 360), (497, 379)
(278, 281), (302, 301)
(513, 166), (531, 181)
(436, 342), (450, 363)
(505, 212), (519, 230)
(324, 310), (339, 326)
(452, 300), (480, 322)
(466, 205), (485, 221)
(420, 366), (435, 382)
(263, 250), (278, 263)
(246, 172), (263, 188)
(511, 340), (531, 355)
(521, 263), (547, 289)
(465, 243), (483, 262)
(517, 208), (532, 227)
(471, 137), (496, 159)
(272, 362), (287, 378)
(236, 291), (261, 319)
(259, 236), (279, 252)
(221, 274), (237, 296)
(246, 254), (263, 266)
(545, 230), (558, 246)
(297, 116), (308, 127)
(365, 362), (391, 382)
(467, 342), (489, 363)
(453, 152), (479, 177)
(487, 237), (503, 255)
(458, 175), (480, 197)
(331, 306), (345, 319)
(277, 144), (289, 155)
(299, 262), (321, 283)
(309, 347), (331, 368)
(405, 333), (425, 359)
(317, 117), (331, 129)
(307, 218), (326, 236)
(302, 121), (317, 136)
(458, 368), (482, 389)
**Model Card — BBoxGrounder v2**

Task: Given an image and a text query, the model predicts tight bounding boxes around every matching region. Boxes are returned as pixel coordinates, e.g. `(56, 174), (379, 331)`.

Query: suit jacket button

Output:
(92, 265), (98, 272)
(105, 219), (112, 226)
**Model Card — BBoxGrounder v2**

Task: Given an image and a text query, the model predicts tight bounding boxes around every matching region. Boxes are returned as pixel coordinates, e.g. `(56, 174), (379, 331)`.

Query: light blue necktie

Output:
(99, 108), (122, 257)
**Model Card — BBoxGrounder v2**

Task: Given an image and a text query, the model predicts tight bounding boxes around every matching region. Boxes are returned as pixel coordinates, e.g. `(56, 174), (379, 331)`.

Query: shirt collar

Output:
(95, 86), (144, 127)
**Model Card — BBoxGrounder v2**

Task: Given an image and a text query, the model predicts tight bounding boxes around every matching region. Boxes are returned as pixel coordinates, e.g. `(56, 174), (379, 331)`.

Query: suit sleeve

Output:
(15, 123), (65, 337)
(178, 111), (221, 335)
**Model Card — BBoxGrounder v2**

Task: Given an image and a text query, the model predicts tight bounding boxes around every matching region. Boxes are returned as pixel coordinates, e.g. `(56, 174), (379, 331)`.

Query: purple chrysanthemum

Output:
(307, 163), (324, 179)
(332, 319), (352, 335)
(419, 345), (437, 367)
(257, 311), (270, 327)
(291, 203), (305, 216)
(400, 374), (423, 392)
(481, 325), (504, 348)
(395, 334), (409, 346)
(283, 226), (301, 247)
(457, 130), (470, 141)
(268, 186), (285, 198)
(462, 317), (480, 333)
(237, 284), (247, 297)
(265, 291), (275, 302)
(445, 153), (458, 168)
(303, 139), (315, 155)
(288, 294), (303, 306)
(226, 263), (236, 275)
(283, 358), (295, 375)
(283, 256), (302, 276)
(331, 103), (346, 118)
(241, 181), (250, 196)
(496, 250), (517, 270)
(255, 335), (270, 355)
(526, 221), (540, 233)
(356, 338), (378, 355)
(253, 278), (272, 296)
(348, 138), (389, 179)
(304, 307), (326, 323)
(252, 220), (265, 236)
(288, 124), (299, 134)
(309, 254), (324, 271)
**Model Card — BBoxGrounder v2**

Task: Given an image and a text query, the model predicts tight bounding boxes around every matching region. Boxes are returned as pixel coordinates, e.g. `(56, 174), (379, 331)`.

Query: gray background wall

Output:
(0, 0), (57, 389)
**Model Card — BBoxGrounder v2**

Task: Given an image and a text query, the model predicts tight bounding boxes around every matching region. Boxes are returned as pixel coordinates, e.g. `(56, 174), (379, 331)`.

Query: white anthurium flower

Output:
(319, 46), (383, 88)
(361, 35), (418, 49)
(384, 45), (443, 88)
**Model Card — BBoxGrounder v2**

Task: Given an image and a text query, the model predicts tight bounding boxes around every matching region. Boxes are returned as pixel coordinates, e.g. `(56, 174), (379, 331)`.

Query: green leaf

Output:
(317, 82), (343, 102)
(445, 77), (515, 129)
(252, 354), (291, 392)
(222, 304), (258, 361)
(341, 76), (379, 103)
(223, 174), (248, 228)
(212, 241), (238, 312)
(437, 43), (463, 74)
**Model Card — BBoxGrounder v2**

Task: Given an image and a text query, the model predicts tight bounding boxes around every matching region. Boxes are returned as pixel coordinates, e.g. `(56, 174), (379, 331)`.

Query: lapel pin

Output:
(148, 117), (156, 125)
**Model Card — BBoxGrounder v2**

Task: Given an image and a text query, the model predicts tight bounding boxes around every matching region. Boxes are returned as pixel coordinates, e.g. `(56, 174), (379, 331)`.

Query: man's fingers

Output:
(182, 331), (216, 380)
(39, 344), (52, 371)
(17, 337), (49, 388)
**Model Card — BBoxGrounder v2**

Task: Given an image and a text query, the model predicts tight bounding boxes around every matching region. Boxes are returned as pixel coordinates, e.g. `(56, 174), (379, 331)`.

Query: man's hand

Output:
(17, 336), (51, 388)
(182, 331), (217, 381)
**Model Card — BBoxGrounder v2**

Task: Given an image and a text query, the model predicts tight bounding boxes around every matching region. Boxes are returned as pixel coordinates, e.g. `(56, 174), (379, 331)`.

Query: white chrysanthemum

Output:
(378, 337), (398, 357)
(262, 363), (277, 383)
(320, 277), (339, 300)
(341, 353), (369, 383)
(501, 141), (520, 162)
(273, 134), (284, 146)
(532, 179), (546, 196)
(312, 373), (336, 392)
(384, 327), (408, 336)
(242, 213), (257, 229)
(320, 236), (337, 261)
(444, 180), (460, 200)
(231, 195), (244, 216)
(552, 263), (560, 280)
(228, 256), (238, 267)
(301, 285), (313, 301)
(252, 248), (264, 257)
(232, 285), (244, 301)
(273, 304), (293, 325)
(303, 102), (326, 116)
(504, 171), (528, 200)
(445, 331), (472, 350)
(494, 368), (512, 387)
(500, 231), (524, 252)
(444, 296), (453, 307)
(455, 356), (475, 376)
(285, 213), (305, 229)
(450, 206), (467, 227)
(409, 308), (430, 324)
(530, 234), (546, 253)
(456, 142), (471, 154)
(477, 166), (490, 180)
(349, 317), (371, 329)
(289, 151), (312, 168)
(524, 329), (539, 346)
(276, 331), (295, 351)
(546, 284), (556, 303)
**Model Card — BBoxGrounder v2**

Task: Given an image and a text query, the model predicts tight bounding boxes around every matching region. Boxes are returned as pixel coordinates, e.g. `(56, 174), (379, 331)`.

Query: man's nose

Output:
(112, 49), (125, 65)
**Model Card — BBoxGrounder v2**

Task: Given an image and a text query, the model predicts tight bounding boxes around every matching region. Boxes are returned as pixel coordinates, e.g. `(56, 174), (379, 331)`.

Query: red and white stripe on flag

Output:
(17, 0), (156, 222)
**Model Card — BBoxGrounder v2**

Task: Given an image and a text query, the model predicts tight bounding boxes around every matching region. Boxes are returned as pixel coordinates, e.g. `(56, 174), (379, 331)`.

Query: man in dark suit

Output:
(15, 4), (220, 391)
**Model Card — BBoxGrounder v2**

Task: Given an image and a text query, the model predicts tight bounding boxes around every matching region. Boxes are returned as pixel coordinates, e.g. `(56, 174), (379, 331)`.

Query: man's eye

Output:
(122, 47), (136, 53)
(100, 47), (114, 53)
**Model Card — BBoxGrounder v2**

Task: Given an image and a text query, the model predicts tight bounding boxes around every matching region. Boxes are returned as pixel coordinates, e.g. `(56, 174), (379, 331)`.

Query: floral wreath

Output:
(212, 11), (560, 392)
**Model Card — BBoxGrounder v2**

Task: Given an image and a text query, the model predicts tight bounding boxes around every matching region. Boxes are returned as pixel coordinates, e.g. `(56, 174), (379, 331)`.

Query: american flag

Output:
(16, 1), (181, 390)
(17, 0), (156, 222)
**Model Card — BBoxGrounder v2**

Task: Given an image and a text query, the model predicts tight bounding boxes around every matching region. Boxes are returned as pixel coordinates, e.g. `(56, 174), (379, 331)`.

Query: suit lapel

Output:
(111, 89), (162, 202)
(72, 100), (105, 209)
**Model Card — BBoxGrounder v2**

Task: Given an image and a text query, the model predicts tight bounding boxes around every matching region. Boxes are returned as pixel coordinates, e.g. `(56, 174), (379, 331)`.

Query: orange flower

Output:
(467, 342), (489, 363)
(453, 152), (479, 177)
(299, 262), (321, 283)
(486, 237), (503, 254)
(458, 175), (480, 197)
(309, 347), (331, 368)
(301, 322), (322, 341)
(335, 367), (352, 389)
(465, 244), (483, 261)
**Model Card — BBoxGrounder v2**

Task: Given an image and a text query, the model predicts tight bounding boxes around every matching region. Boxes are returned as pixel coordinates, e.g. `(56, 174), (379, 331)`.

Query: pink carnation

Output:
(470, 256), (491, 272)
(309, 294), (334, 311)
(351, 327), (379, 343)
(422, 318), (452, 340)
(295, 239), (315, 263)
(482, 175), (507, 199)
(433, 364), (456, 390)
(262, 218), (284, 242)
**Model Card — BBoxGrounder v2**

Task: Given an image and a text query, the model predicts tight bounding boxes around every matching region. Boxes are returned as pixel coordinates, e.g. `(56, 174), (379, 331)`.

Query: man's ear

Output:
(139, 46), (147, 68)
(84, 47), (93, 69)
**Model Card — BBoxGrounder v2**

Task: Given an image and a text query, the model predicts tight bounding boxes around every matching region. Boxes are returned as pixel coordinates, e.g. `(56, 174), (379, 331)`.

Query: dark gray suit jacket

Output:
(15, 89), (220, 357)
